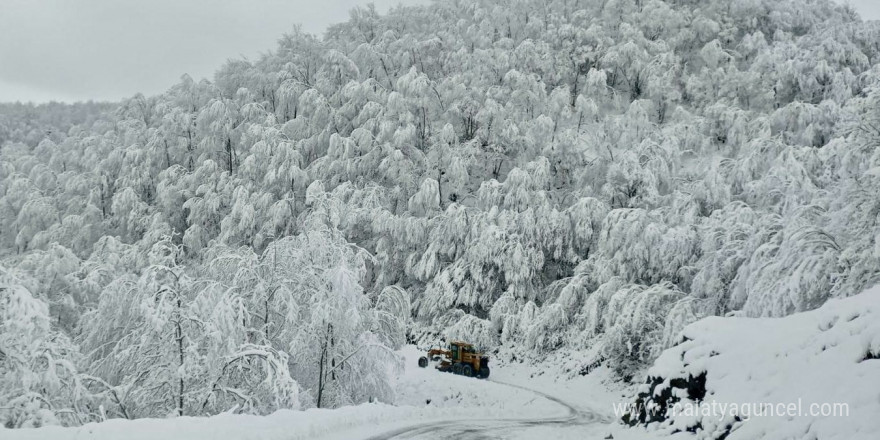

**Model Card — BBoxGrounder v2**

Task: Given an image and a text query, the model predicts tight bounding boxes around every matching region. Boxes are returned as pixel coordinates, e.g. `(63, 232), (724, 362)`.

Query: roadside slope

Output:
(627, 286), (880, 439)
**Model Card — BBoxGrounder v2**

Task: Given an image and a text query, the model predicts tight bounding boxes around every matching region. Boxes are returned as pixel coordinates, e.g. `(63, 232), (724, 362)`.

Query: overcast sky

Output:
(844, 0), (880, 20)
(0, 0), (877, 104)
(0, 0), (429, 103)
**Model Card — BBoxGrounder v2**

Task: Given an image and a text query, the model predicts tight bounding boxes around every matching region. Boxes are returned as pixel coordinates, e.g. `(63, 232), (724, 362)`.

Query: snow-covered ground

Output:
(639, 285), (880, 440)
(5, 287), (880, 440)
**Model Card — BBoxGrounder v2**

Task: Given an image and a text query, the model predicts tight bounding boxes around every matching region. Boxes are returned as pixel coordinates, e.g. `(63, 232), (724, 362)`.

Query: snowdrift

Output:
(627, 286), (880, 439)
(0, 404), (474, 440)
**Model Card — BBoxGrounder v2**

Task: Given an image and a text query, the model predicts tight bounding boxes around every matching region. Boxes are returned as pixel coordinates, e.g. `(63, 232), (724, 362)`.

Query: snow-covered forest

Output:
(3, 0), (880, 430)
(0, 102), (114, 148)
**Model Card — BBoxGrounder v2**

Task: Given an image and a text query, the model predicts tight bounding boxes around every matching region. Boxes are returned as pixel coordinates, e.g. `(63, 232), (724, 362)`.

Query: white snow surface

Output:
(646, 285), (880, 440)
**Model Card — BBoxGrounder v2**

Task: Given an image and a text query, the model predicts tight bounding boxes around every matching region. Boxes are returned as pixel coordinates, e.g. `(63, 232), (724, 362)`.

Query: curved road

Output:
(365, 380), (609, 440)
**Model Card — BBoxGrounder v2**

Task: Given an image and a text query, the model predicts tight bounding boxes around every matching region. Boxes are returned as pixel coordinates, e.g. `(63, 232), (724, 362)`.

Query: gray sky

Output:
(845, 0), (880, 20)
(0, 0), (428, 103)
(0, 0), (877, 103)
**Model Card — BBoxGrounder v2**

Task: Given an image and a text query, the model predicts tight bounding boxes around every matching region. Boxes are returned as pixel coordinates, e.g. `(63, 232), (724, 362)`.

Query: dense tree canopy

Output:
(3, 0), (880, 427)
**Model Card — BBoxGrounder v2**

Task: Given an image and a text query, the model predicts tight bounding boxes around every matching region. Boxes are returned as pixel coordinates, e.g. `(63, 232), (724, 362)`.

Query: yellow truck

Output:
(417, 341), (490, 379)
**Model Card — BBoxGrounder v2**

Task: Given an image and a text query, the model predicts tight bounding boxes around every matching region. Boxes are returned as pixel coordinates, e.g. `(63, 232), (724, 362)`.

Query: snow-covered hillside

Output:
(4, 0), (880, 435)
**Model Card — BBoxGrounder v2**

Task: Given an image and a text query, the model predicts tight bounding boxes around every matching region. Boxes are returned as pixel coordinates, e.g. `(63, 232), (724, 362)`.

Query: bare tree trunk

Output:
(316, 346), (325, 408)
(176, 297), (185, 416)
(316, 322), (331, 408)
(264, 297), (271, 341)
(437, 170), (444, 208)
(225, 136), (235, 174)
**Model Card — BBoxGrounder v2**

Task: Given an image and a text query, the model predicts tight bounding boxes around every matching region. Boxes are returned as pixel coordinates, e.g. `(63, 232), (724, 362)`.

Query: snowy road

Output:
(365, 380), (608, 440)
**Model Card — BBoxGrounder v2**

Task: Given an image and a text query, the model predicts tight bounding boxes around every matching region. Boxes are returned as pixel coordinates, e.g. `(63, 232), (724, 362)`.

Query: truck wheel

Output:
(418, 356), (428, 368)
(478, 366), (490, 379)
(461, 364), (474, 377)
(452, 363), (463, 375)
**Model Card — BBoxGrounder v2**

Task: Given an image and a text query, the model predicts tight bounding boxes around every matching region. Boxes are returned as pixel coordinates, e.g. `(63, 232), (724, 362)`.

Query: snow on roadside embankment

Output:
(491, 350), (625, 420)
(0, 346), (566, 440)
(626, 286), (880, 440)
(392, 345), (562, 415)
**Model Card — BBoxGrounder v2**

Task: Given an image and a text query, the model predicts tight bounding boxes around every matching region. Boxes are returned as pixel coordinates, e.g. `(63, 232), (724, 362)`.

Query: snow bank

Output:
(631, 285), (880, 439)
(0, 403), (501, 440)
